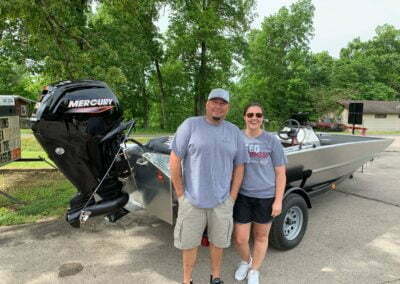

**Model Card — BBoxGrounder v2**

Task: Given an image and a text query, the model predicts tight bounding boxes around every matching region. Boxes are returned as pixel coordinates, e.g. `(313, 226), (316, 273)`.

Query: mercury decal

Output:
(68, 99), (113, 108)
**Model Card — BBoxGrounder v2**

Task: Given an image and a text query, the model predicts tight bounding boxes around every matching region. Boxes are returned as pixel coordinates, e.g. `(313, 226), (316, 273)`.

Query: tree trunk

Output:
(195, 40), (207, 115)
(154, 59), (167, 129)
(141, 69), (149, 129)
(194, 0), (208, 116)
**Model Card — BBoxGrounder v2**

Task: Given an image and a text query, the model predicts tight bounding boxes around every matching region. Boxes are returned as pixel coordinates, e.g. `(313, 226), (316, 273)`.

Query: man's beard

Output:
(212, 116), (221, 121)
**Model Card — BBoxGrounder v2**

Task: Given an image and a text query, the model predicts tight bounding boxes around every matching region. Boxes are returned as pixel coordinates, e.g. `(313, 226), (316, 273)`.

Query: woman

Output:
(233, 103), (287, 284)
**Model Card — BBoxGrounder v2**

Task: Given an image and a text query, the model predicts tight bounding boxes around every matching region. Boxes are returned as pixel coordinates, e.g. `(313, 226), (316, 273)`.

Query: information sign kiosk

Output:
(0, 96), (21, 166)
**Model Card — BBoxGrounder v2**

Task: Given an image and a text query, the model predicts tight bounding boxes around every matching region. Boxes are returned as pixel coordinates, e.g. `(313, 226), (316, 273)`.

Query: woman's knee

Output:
(234, 233), (249, 246)
(253, 230), (268, 243)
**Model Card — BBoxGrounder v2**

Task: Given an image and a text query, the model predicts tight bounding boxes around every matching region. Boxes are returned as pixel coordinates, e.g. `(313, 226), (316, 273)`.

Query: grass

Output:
(0, 172), (75, 226)
(0, 130), (158, 225)
(3, 134), (51, 169)
(133, 128), (172, 136)
(364, 130), (400, 135)
(4, 130), (156, 169)
(20, 128), (33, 135)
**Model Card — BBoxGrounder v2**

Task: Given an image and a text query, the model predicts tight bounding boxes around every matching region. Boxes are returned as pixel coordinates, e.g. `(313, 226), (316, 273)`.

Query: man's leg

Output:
(251, 222), (272, 270)
(183, 248), (198, 283)
(174, 198), (206, 283)
(209, 243), (223, 279)
(234, 223), (252, 262)
(207, 197), (235, 281)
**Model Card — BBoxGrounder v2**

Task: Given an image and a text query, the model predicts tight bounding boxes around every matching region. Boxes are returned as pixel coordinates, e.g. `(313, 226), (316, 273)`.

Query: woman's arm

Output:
(272, 165), (286, 217)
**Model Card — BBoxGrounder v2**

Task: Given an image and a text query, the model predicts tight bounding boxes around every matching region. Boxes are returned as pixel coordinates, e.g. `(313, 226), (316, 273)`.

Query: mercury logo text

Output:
(68, 99), (113, 108)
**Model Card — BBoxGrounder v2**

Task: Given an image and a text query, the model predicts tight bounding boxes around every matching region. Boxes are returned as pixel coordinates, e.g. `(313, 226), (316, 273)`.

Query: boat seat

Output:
(145, 136), (172, 154)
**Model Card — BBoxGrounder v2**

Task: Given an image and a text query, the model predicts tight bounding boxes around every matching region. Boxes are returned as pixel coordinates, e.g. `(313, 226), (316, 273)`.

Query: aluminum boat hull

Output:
(285, 134), (393, 189)
(123, 134), (393, 225)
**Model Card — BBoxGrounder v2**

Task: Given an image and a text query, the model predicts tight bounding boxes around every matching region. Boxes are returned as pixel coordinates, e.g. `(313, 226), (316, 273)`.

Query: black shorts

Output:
(233, 193), (274, 224)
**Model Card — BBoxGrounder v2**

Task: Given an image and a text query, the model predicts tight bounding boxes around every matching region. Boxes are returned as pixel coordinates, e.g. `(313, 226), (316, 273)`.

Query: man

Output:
(170, 88), (248, 284)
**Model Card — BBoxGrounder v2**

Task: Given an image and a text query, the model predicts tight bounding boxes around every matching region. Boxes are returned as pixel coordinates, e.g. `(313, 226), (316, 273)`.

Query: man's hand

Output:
(230, 164), (244, 202)
(229, 192), (238, 201)
(271, 199), (282, 217)
(170, 151), (185, 198)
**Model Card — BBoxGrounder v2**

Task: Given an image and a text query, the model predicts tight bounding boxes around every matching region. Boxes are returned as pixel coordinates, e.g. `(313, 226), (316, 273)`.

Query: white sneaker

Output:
(247, 269), (260, 284)
(234, 257), (252, 281)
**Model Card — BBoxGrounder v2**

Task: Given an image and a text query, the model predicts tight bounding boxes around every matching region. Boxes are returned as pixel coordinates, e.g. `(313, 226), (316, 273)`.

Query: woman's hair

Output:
(243, 102), (264, 116)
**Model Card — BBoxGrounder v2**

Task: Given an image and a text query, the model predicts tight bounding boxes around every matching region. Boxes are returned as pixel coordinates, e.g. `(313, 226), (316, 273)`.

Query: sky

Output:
(157, 0), (400, 58)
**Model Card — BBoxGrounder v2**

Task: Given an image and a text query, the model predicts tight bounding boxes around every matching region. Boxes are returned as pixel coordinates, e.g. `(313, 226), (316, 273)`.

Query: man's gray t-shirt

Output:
(171, 116), (248, 208)
(241, 131), (287, 199)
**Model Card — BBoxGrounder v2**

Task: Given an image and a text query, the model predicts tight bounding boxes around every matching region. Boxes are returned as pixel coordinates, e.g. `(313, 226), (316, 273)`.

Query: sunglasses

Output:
(246, 112), (263, 118)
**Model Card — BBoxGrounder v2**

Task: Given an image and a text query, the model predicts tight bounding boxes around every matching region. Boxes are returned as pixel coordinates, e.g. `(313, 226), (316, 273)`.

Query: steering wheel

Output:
(278, 119), (301, 144)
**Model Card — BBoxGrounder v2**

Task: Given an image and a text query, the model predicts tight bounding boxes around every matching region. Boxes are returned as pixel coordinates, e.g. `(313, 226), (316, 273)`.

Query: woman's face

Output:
(244, 106), (263, 131)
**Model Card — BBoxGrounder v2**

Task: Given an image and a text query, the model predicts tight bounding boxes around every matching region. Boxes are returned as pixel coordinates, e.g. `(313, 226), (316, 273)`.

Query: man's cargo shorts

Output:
(174, 196), (234, 249)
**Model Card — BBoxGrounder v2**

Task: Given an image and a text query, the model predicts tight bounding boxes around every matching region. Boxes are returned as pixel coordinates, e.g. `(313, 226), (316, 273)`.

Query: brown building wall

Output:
(14, 99), (29, 117)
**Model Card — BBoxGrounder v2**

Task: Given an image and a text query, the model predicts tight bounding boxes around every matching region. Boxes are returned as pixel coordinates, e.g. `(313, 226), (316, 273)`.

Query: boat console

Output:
(277, 118), (320, 148)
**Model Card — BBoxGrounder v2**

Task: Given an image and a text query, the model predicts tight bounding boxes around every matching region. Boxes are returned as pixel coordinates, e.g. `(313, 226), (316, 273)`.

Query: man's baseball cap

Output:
(208, 88), (230, 103)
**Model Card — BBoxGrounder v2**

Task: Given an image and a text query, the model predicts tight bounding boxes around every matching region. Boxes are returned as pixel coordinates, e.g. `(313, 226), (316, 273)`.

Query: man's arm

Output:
(272, 165), (286, 217)
(170, 151), (185, 198)
(230, 164), (244, 200)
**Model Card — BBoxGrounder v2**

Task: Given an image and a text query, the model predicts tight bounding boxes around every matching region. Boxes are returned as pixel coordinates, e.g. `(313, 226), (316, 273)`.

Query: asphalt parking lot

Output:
(1, 136), (399, 284)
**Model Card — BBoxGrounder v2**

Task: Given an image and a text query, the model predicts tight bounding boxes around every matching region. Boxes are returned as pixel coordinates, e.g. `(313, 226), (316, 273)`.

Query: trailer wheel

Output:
(269, 193), (308, 250)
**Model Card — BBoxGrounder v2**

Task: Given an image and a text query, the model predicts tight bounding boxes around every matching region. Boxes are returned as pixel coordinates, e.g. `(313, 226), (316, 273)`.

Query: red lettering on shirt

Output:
(249, 152), (269, 158)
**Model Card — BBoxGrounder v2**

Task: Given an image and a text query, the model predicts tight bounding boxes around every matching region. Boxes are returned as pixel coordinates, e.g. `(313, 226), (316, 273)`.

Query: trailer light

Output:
(55, 147), (65, 155)
(156, 170), (164, 183)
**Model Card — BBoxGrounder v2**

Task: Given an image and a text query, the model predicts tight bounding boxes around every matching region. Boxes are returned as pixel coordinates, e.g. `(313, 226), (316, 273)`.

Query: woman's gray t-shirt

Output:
(241, 131), (287, 199)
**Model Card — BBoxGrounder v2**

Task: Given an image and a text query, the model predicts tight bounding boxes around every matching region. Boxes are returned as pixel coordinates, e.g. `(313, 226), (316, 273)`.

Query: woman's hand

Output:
(271, 200), (282, 217)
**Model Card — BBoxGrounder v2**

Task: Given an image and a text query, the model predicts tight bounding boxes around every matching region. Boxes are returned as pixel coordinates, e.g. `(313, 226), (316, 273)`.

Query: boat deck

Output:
(317, 133), (382, 146)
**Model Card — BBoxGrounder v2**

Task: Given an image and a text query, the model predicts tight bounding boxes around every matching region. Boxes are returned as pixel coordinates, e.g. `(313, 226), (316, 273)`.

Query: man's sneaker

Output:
(234, 257), (252, 281)
(247, 269), (260, 284)
(210, 275), (224, 284)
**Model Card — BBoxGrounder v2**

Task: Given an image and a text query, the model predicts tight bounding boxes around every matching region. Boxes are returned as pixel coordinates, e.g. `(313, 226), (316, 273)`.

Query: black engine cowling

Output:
(31, 80), (130, 226)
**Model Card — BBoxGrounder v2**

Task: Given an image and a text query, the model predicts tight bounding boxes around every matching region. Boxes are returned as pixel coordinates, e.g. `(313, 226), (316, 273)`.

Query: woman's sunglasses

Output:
(246, 112), (263, 118)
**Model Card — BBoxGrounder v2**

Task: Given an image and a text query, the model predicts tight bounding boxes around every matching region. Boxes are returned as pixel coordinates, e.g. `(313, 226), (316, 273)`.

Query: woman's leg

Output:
(251, 222), (272, 270)
(234, 223), (252, 262)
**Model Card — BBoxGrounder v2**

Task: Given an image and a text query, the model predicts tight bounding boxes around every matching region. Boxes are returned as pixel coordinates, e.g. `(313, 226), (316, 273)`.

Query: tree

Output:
(235, 0), (315, 123)
(333, 24), (400, 101)
(165, 0), (255, 115)
(89, 0), (165, 128)
(0, 0), (94, 80)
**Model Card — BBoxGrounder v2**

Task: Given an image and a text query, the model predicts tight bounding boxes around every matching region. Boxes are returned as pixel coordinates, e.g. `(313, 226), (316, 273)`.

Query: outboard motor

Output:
(31, 80), (132, 227)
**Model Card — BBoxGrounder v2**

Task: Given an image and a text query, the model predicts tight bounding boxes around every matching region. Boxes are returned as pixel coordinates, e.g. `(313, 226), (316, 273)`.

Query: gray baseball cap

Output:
(207, 88), (230, 103)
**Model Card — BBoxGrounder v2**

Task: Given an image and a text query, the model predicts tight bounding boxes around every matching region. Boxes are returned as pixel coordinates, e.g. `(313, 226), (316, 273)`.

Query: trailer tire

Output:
(269, 193), (308, 250)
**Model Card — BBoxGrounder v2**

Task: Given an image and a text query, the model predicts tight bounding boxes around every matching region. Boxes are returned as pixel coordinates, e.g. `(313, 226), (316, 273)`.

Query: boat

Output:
(31, 80), (393, 250)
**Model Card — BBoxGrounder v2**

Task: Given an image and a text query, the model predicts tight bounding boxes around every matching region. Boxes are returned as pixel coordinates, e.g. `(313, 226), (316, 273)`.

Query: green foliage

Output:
(334, 24), (400, 101)
(165, 0), (255, 116)
(1, 0), (399, 129)
(236, 0), (315, 123)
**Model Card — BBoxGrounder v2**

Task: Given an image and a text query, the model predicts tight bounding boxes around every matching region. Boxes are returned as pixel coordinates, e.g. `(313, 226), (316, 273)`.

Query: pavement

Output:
(1, 136), (400, 284)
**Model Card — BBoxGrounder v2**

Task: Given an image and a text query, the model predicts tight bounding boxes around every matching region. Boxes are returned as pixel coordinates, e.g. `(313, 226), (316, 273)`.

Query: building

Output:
(339, 100), (400, 131)
(0, 95), (36, 128)
(0, 96), (21, 165)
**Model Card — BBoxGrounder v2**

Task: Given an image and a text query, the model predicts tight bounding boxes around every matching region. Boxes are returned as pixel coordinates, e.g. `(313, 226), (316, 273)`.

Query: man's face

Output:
(205, 98), (229, 122)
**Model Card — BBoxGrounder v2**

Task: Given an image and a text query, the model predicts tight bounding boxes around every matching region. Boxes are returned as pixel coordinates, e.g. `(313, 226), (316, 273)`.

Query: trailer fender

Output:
(284, 187), (312, 208)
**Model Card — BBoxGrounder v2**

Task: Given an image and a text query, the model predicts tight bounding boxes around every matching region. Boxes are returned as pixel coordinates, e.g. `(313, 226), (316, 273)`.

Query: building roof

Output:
(13, 95), (37, 104)
(339, 100), (400, 114)
(0, 95), (37, 104)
